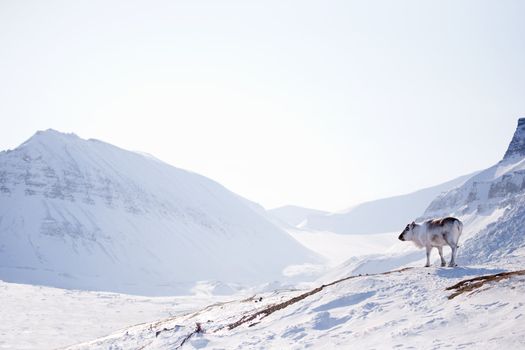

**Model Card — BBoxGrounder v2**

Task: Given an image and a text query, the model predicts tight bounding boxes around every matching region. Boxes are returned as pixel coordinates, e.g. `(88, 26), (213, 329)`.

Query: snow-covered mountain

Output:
(423, 119), (525, 219)
(0, 130), (318, 295)
(295, 173), (474, 234)
(351, 117), (525, 273)
(65, 115), (525, 348)
(421, 117), (525, 265)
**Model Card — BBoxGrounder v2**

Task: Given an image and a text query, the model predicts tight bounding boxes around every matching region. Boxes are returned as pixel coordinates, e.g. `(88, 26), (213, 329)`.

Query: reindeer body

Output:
(398, 217), (463, 267)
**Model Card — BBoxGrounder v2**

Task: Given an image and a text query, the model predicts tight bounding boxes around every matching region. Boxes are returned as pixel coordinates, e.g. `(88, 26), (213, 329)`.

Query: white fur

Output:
(399, 218), (463, 267)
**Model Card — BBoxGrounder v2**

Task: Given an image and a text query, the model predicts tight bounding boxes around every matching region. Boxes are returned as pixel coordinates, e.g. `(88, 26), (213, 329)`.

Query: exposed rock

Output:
(504, 117), (525, 160)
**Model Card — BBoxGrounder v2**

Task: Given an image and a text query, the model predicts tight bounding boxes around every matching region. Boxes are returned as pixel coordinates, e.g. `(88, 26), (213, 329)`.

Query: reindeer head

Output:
(398, 221), (416, 241)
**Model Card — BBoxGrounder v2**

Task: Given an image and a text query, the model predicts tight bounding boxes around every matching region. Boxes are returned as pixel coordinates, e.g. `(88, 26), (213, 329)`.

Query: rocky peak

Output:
(503, 118), (525, 160)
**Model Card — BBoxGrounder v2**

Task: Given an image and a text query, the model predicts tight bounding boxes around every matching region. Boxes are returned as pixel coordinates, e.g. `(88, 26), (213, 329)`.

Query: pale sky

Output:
(0, 0), (524, 212)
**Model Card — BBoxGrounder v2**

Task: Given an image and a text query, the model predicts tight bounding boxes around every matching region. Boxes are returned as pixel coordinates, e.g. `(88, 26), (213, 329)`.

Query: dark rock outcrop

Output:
(504, 117), (525, 160)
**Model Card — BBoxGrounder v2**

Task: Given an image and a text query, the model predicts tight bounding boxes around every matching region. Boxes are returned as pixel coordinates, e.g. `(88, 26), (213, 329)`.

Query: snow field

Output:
(67, 263), (525, 349)
(0, 280), (226, 350)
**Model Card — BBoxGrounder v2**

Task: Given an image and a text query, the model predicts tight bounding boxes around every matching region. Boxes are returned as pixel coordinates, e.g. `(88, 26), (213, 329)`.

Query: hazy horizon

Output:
(1, 0), (524, 211)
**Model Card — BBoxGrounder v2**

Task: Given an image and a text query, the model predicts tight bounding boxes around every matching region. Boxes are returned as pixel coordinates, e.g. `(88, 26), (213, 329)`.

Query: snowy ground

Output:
(2, 228), (523, 350)
(66, 261), (525, 349)
(0, 281), (227, 350)
(0, 230), (392, 350)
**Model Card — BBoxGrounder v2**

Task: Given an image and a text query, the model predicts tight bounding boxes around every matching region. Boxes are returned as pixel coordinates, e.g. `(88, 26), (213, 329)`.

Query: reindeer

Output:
(398, 217), (463, 267)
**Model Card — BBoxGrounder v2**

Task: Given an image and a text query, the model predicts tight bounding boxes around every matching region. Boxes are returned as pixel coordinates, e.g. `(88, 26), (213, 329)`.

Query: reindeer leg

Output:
(438, 246), (446, 267)
(448, 245), (458, 267)
(425, 246), (432, 267)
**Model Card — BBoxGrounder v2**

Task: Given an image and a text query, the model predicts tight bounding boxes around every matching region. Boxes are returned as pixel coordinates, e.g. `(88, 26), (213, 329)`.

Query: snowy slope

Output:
(299, 173), (474, 234)
(0, 279), (222, 350)
(423, 156), (525, 219)
(0, 130), (318, 295)
(66, 262), (525, 349)
(422, 118), (525, 265)
(268, 205), (329, 228)
(459, 198), (525, 265)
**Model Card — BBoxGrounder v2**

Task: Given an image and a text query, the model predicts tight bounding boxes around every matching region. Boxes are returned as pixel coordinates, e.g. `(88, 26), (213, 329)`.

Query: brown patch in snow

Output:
(225, 267), (413, 330)
(446, 269), (525, 300)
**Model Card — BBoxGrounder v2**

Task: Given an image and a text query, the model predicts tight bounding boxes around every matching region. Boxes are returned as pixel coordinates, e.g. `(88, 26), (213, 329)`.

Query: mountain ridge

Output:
(292, 172), (475, 234)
